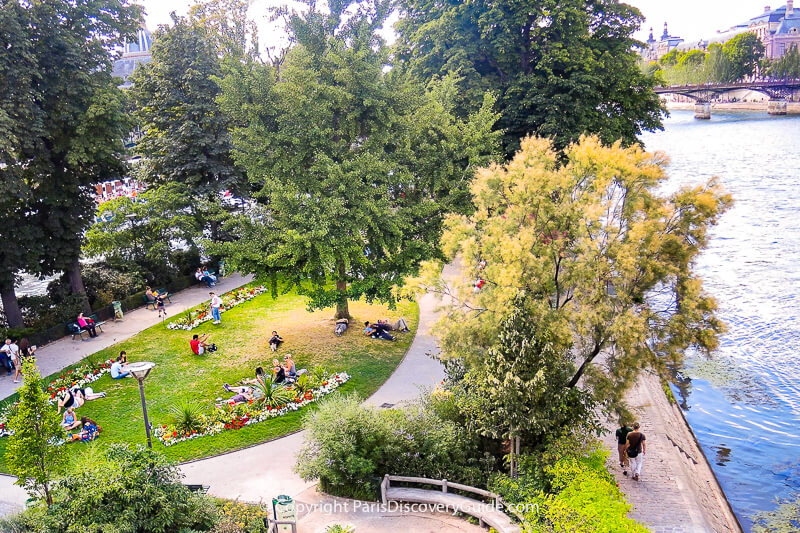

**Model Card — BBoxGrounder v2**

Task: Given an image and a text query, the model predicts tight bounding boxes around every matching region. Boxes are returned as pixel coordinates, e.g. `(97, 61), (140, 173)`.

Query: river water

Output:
(641, 110), (800, 531)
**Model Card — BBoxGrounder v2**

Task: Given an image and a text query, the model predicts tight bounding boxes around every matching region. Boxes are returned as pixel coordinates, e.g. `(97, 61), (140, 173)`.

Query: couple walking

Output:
(616, 422), (646, 481)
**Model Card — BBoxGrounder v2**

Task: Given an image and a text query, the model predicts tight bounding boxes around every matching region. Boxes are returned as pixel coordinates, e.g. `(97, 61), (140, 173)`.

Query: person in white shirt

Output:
(1, 339), (21, 382)
(110, 355), (130, 379)
(210, 292), (223, 324)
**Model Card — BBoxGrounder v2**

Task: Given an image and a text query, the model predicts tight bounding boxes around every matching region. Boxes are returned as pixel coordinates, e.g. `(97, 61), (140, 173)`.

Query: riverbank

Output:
(607, 371), (742, 533)
(666, 101), (800, 113)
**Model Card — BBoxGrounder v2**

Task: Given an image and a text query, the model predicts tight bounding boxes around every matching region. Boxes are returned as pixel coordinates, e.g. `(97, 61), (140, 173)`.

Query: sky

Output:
(136, 0), (772, 48)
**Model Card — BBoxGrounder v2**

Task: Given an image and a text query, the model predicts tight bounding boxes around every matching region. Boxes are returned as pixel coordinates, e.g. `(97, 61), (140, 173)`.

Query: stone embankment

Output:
(607, 371), (742, 533)
(666, 101), (800, 114)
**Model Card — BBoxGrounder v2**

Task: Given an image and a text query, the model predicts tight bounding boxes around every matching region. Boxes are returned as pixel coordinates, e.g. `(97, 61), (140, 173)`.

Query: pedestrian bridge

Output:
(654, 78), (800, 118)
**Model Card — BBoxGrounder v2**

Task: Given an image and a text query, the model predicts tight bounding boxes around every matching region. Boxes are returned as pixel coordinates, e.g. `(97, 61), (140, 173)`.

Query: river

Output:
(641, 110), (800, 531)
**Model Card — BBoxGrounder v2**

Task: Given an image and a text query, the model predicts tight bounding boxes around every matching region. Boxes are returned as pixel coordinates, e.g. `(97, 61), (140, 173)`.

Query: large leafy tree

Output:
(0, 0), (140, 316)
(723, 32), (766, 81)
(410, 135), (732, 410)
(454, 296), (597, 465)
(7, 359), (67, 506)
(130, 10), (247, 237)
(216, 0), (500, 318)
(769, 44), (800, 78)
(395, 0), (665, 156)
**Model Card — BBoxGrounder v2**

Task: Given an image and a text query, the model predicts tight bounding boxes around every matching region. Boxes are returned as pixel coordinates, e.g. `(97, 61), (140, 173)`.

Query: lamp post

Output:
(128, 361), (156, 448)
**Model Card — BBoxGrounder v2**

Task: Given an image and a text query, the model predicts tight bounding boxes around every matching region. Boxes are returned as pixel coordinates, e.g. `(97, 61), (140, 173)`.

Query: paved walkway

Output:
(0, 274), (252, 401)
(606, 371), (742, 533)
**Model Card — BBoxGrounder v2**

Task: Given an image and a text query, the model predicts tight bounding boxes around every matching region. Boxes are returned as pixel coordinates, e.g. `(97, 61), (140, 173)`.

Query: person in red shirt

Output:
(190, 333), (212, 355)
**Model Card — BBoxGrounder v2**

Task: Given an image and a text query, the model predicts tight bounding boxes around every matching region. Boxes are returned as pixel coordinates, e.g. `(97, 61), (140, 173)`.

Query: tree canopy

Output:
(410, 135), (732, 410)
(215, 0), (500, 318)
(394, 0), (665, 156)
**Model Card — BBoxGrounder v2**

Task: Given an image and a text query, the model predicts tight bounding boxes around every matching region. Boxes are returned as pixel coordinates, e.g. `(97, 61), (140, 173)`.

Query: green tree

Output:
(0, 0), (140, 316)
(409, 135), (732, 410)
(8, 444), (216, 532)
(394, 0), (665, 156)
(769, 44), (800, 78)
(130, 11), (246, 242)
(706, 43), (736, 83)
(216, 0), (500, 318)
(659, 49), (682, 67)
(7, 359), (67, 506)
(723, 32), (766, 81)
(85, 183), (202, 281)
(455, 296), (597, 461)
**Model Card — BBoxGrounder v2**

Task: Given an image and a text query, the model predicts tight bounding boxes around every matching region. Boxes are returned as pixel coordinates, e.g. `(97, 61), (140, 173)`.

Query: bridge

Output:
(654, 78), (800, 119)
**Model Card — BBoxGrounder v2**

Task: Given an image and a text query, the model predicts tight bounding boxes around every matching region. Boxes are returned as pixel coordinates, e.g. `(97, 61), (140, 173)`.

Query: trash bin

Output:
(272, 495), (296, 533)
(112, 301), (124, 321)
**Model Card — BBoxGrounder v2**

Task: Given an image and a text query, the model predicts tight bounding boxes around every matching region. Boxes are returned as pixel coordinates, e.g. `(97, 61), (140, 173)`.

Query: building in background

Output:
(641, 3), (800, 62)
(111, 26), (153, 88)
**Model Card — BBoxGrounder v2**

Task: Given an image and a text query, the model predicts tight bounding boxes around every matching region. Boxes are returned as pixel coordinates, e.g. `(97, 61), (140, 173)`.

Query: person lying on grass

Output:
(217, 383), (264, 408)
(377, 318), (411, 333)
(363, 322), (396, 341)
(335, 318), (349, 336)
(57, 387), (107, 414)
(68, 416), (100, 442)
(61, 407), (81, 430)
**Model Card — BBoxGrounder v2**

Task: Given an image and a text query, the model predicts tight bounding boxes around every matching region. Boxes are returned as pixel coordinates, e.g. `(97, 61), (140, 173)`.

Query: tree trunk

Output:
(0, 284), (24, 329)
(334, 259), (350, 320)
(509, 432), (516, 478)
(66, 258), (92, 314)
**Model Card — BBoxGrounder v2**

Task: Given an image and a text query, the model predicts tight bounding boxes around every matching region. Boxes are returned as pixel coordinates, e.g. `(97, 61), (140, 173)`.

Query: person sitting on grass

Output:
(57, 387), (107, 414)
(282, 354), (297, 379)
(118, 350), (128, 364)
(378, 318), (411, 333)
(272, 358), (286, 384)
(241, 366), (267, 386)
(68, 416), (100, 443)
(61, 407), (81, 430)
(269, 331), (283, 352)
(110, 355), (130, 379)
(190, 333), (212, 355)
(363, 322), (395, 341)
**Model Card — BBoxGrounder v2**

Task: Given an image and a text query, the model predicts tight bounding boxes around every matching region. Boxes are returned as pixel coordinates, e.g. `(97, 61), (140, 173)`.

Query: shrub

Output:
(168, 400), (206, 434)
(296, 394), (493, 500)
(17, 295), (84, 330)
(325, 526), (355, 533)
(212, 500), (268, 533)
(47, 262), (145, 309)
(491, 447), (648, 533)
(10, 444), (217, 533)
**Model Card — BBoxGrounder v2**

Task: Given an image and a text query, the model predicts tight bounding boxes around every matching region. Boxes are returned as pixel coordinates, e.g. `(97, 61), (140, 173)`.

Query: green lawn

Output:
(0, 286), (418, 472)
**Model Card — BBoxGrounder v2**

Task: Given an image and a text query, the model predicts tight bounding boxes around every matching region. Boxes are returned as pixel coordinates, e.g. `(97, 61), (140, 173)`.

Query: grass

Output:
(0, 285), (418, 472)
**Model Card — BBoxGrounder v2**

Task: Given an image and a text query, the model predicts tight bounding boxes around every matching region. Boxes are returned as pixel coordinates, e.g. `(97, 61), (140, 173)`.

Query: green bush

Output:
(17, 294), (84, 330)
(211, 500), (268, 533)
(296, 394), (493, 500)
(491, 447), (648, 533)
(0, 444), (217, 533)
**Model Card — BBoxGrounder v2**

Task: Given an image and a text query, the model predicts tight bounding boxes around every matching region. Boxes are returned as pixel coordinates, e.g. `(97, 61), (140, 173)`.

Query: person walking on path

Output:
(625, 422), (646, 481)
(210, 292), (222, 324)
(616, 421), (632, 475)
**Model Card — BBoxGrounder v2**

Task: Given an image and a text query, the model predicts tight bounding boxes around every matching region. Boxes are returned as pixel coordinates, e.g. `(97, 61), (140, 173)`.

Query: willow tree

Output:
(216, 0), (500, 318)
(411, 135), (732, 407)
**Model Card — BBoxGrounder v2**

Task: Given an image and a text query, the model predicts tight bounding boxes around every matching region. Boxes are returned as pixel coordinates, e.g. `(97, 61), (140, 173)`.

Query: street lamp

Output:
(128, 361), (156, 449)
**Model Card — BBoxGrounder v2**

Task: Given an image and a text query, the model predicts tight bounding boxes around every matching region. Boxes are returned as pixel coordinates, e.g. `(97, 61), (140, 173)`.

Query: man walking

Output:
(210, 292), (222, 324)
(625, 422), (647, 481)
(615, 421), (632, 475)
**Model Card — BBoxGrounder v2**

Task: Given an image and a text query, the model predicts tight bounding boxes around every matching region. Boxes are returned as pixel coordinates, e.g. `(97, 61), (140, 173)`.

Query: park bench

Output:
(67, 314), (105, 341)
(380, 475), (521, 533)
(184, 484), (210, 494)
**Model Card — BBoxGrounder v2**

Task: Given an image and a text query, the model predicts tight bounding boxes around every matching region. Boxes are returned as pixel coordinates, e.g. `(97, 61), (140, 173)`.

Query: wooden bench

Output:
(143, 294), (157, 310)
(68, 316), (106, 341)
(380, 475), (521, 533)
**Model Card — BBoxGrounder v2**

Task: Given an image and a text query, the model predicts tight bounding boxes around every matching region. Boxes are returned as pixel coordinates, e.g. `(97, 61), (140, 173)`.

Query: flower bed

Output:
(154, 372), (350, 446)
(166, 285), (269, 331)
(0, 359), (112, 437)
